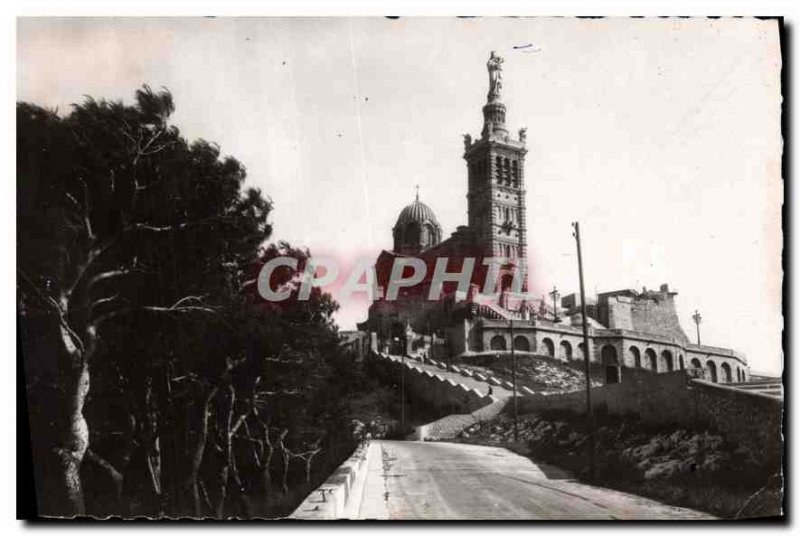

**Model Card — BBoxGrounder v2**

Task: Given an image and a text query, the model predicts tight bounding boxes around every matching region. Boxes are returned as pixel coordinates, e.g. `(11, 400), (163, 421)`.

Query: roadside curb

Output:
(288, 441), (373, 520)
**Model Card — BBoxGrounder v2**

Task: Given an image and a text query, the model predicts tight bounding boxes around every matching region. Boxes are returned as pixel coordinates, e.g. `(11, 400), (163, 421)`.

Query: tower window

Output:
(511, 161), (519, 188)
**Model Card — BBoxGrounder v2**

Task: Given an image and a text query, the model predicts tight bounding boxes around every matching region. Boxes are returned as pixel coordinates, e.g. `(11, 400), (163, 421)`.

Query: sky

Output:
(17, 17), (783, 375)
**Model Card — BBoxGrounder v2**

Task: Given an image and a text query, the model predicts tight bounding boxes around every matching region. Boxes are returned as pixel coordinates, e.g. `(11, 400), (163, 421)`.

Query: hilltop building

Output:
(357, 52), (748, 385)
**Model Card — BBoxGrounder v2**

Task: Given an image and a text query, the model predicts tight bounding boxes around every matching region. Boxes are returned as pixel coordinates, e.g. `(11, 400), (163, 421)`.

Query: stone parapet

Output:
(288, 441), (373, 520)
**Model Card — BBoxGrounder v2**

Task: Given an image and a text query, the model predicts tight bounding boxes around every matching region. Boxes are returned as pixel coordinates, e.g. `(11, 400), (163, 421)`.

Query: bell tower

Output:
(463, 51), (528, 271)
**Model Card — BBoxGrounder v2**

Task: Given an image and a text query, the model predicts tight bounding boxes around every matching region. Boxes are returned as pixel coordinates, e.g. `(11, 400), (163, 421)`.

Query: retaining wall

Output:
(516, 370), (782, 459)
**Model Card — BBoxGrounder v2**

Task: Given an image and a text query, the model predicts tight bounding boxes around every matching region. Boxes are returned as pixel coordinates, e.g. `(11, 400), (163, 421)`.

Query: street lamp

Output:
(392, 334), (406, 435)
(692, 310), (702, 345)
(509, 318), (518, 441)
(549, 286), (561, 322)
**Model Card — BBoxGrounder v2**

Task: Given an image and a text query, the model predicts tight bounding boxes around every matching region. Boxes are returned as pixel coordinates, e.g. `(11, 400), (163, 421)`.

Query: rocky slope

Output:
(459, 354), (602, 393)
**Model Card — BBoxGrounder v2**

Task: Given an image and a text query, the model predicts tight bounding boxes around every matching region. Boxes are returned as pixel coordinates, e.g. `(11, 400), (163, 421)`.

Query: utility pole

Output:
(510, 318), (518, 441)
(572, 221), (594, 479)
(692, 310), (702, 345)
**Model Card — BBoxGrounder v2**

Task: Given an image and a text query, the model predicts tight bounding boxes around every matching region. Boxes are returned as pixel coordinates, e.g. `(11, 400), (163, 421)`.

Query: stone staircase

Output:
(412, 398), (509, 441)
(727, 378), (783, 400)
(473, 301), (525, 321)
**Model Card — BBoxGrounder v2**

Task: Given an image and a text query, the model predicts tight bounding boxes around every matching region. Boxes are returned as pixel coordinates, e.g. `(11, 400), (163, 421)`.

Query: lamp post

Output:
(549, 286), (561, 322)
(427, 317), (433, 363)
(692, 310), (702, 345)
(509, 318), (518, 441)
(572, 221), (594, 479)
(401, 333), (406, 435)
(393, 334), (406, 436)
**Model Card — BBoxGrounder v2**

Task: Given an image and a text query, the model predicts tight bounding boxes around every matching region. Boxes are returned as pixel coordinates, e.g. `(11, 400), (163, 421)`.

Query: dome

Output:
(392, 195), (443, 255)
(395, 198), (440, 229)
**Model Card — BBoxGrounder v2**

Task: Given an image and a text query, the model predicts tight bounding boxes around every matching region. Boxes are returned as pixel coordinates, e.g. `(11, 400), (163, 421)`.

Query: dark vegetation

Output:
(452, 409), (782, 519)
(17, 87), (388, 518)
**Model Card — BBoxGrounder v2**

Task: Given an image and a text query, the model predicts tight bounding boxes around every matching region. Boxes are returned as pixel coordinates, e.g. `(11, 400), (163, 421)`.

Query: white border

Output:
(6, 2), (796, 535)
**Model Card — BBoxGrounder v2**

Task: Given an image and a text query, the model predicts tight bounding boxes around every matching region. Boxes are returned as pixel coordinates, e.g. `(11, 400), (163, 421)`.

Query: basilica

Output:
(358, 52), (749, 386)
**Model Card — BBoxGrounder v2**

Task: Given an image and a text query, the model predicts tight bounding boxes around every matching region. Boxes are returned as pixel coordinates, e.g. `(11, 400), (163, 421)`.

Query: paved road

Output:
(353, 440), (713, 520)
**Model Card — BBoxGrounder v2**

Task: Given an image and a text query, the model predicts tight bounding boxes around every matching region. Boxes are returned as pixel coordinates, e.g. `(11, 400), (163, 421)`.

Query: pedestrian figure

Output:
(488, 385), (494, 396)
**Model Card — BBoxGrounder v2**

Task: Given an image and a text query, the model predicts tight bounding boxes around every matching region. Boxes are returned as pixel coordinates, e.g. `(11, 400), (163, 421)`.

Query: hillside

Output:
(459, 353), (602, 394)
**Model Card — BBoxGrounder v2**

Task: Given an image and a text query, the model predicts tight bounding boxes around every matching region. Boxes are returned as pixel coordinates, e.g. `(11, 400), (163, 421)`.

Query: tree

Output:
(18, 87), (272, 516)
(19, 86), (374, 520)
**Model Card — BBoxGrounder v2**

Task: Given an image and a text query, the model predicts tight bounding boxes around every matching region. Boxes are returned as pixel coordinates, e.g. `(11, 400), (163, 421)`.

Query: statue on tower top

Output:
(487, 51), (504, 101)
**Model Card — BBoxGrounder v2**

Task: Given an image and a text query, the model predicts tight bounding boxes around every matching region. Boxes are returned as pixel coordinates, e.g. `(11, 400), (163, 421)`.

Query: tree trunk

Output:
(278, 430), (290, 495)
(188, 386), (217, 517)
(262, 426), (274, 494)
(215, 386), (233, 518)
(53, 359), (90, 516)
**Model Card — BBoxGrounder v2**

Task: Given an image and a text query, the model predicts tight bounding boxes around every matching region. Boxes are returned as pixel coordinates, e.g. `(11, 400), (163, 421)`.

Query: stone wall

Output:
(289, 441), (372, 520)
(606, 296), (634, 331)
(691, 380), (783, 462)
(516, 371), (782, 459)
(592, 285), (690, 343)
(627, 294), (689, 343)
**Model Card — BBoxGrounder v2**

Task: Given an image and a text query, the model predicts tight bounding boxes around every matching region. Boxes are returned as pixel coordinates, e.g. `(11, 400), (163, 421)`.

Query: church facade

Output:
(358, 52), (749, 385)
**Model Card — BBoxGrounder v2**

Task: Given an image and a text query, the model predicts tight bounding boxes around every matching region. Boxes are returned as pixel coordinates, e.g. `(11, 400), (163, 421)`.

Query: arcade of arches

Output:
(593, 342), (746, 385)
(479, 333), (746, 386)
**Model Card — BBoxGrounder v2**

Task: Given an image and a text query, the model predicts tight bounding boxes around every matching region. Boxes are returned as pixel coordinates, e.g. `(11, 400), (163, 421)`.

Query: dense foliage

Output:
(18, 87), (370, 518)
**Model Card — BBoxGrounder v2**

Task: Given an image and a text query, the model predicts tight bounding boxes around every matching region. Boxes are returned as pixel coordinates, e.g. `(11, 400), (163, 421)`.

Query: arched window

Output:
(513, 336), (530, 352)
(420, 224), (430, 247)
(629, 346), (641, 368)
(601, 345), (620, 384)
(542, 338), (555, 358)
(578, 342), (587, 361)
(645, 348), (658, 372)
(490, 335), (506, 351)
(500, 274), (513, 291)
(661, 350), (674, 372)
(560, 340), (573, 361)
(721, 363), (732, 383)
(405, 222), (420, 246)
(706, 360), (718, 383)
